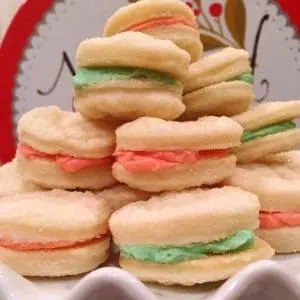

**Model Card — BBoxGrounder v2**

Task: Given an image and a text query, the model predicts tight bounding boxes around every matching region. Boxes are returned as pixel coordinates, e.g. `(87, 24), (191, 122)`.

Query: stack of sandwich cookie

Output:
(16, 106), (117, 190)
(232, 101), (300, 163)
(113, 116), (243, 192)
(103, 0), (203, 62)
(225, 161), (300, 253)
(73, 32), (190, 121)
(181, 47), (254, 120)
(0, 190), (111, 276)
(109, 186), (274, 285)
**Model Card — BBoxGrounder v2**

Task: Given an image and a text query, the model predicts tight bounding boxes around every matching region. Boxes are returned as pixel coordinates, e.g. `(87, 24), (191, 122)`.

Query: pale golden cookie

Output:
(76, 32), (190, 80)
(224, 162), (300, 212)
(103, 0), (202, 62)
(184, 47), (252, 93)
(120, 238), (274, 286)
(109, 186), (260, 246)
(17, 106), (117, 190)
(0, 190), (111, 276)
(74, 32), (189, 120)
(116, 116), (243, 151)
(109, 187), (273, 285)
(182, 48), (253, 119)
(113, 117), (243, 191)
(181, 81), (254, 120)
(232, 101), (300, 163)
(113, 155), (237, 192)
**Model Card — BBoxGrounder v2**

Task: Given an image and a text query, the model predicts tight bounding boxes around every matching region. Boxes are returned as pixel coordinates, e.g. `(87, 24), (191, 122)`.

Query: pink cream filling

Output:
(18, 143), (113, 173)
(0, 233), (108, 251)
(259, 211), (300, 229)
(125, 16), (197, 32)
(115, 149), (229, 172)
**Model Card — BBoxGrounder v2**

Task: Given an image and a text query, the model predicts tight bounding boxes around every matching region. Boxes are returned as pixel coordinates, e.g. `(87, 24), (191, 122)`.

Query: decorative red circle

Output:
(277, 0), (300, 33)
(194, 8), (201, 16)
(0, 0), (299, 163)
(0, 0), (54, 163)
(209, 2), (222, 18)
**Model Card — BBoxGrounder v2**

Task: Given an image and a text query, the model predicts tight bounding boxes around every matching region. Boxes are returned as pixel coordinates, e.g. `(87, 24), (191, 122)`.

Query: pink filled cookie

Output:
(16, 106), (118, 190)
(225, 159), (300, 253)
(113, 116), (243, 192)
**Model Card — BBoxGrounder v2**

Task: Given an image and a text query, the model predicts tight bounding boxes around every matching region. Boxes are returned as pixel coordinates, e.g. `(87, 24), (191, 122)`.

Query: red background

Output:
(0, 0), (299, 163)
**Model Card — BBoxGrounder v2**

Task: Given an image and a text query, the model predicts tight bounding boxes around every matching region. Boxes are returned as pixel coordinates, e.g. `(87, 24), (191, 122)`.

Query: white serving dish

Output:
(0, 255), (299, 299)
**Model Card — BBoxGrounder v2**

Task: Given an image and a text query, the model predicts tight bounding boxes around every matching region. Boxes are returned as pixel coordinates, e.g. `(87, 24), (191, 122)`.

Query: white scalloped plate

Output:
(0, 255), (299, 300)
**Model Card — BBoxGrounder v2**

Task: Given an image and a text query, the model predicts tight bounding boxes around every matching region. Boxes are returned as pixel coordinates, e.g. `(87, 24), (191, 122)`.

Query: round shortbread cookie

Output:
(17, 153), (116, 190)
(18, 106), (118, 158)
(115, 116), (243, 151)
(258, 227), (300, 254)
(104, 0), (196, 35)
(0, 161), (42, 197)
(184, 47), (251, 93)
(0, 190), (110, 244)
(0, 238), (110, 277)
(95, 184), (151, 212)
(76, 32), (191, 80)
(119, 238), (274, 285)
(232, 128), (300, 163)
(232, 101), (300, 131)
(140, 24), (203, 63)
(224, 163), (300, 211)
(259, 150), (300, 165)
(109, 186), (260, 246)
(74, 80), (184, 121)
(181, 81), (254, 120)
(113, 155), (237, 192)
(103, 0), (201, 62)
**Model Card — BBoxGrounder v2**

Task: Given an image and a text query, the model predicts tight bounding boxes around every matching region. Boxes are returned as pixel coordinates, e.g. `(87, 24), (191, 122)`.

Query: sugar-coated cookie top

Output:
(109, 186), (260, 246)
(232, 101), (300, 130)
(18, 106), (118, 158)
(104, 0), (196, 36)
(184, 47), (251, 93)
(0, 190), (111, 243)
(76, 32), (191, 80)
(225, 162), (300, 212)
(115, 116), (243, 151)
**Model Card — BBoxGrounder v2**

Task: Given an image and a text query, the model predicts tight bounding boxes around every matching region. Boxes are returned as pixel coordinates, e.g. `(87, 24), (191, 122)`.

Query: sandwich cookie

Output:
(95, 184), (151, 212)
(259, 150), (300, 167)
(0, 190), (111, 276)
(225, 162), (300, 253)
(232, 101), (300, 163)
(109, 187), (274, 285)
(103, 0), (202, 62)
(73, 32), (190, 121)
(16, 106), (117, 190)
(113, 116), (243, 192)
(0, 160), (42, 197)
(181, 47), (254, 120)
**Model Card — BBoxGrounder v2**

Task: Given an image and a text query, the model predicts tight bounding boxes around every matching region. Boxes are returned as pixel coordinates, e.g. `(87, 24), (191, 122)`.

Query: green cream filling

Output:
(120, 230), (254, 264)
(230, 72), (254, 84)
(72, 67), (179, 88)
(241, 120), (296, 143)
